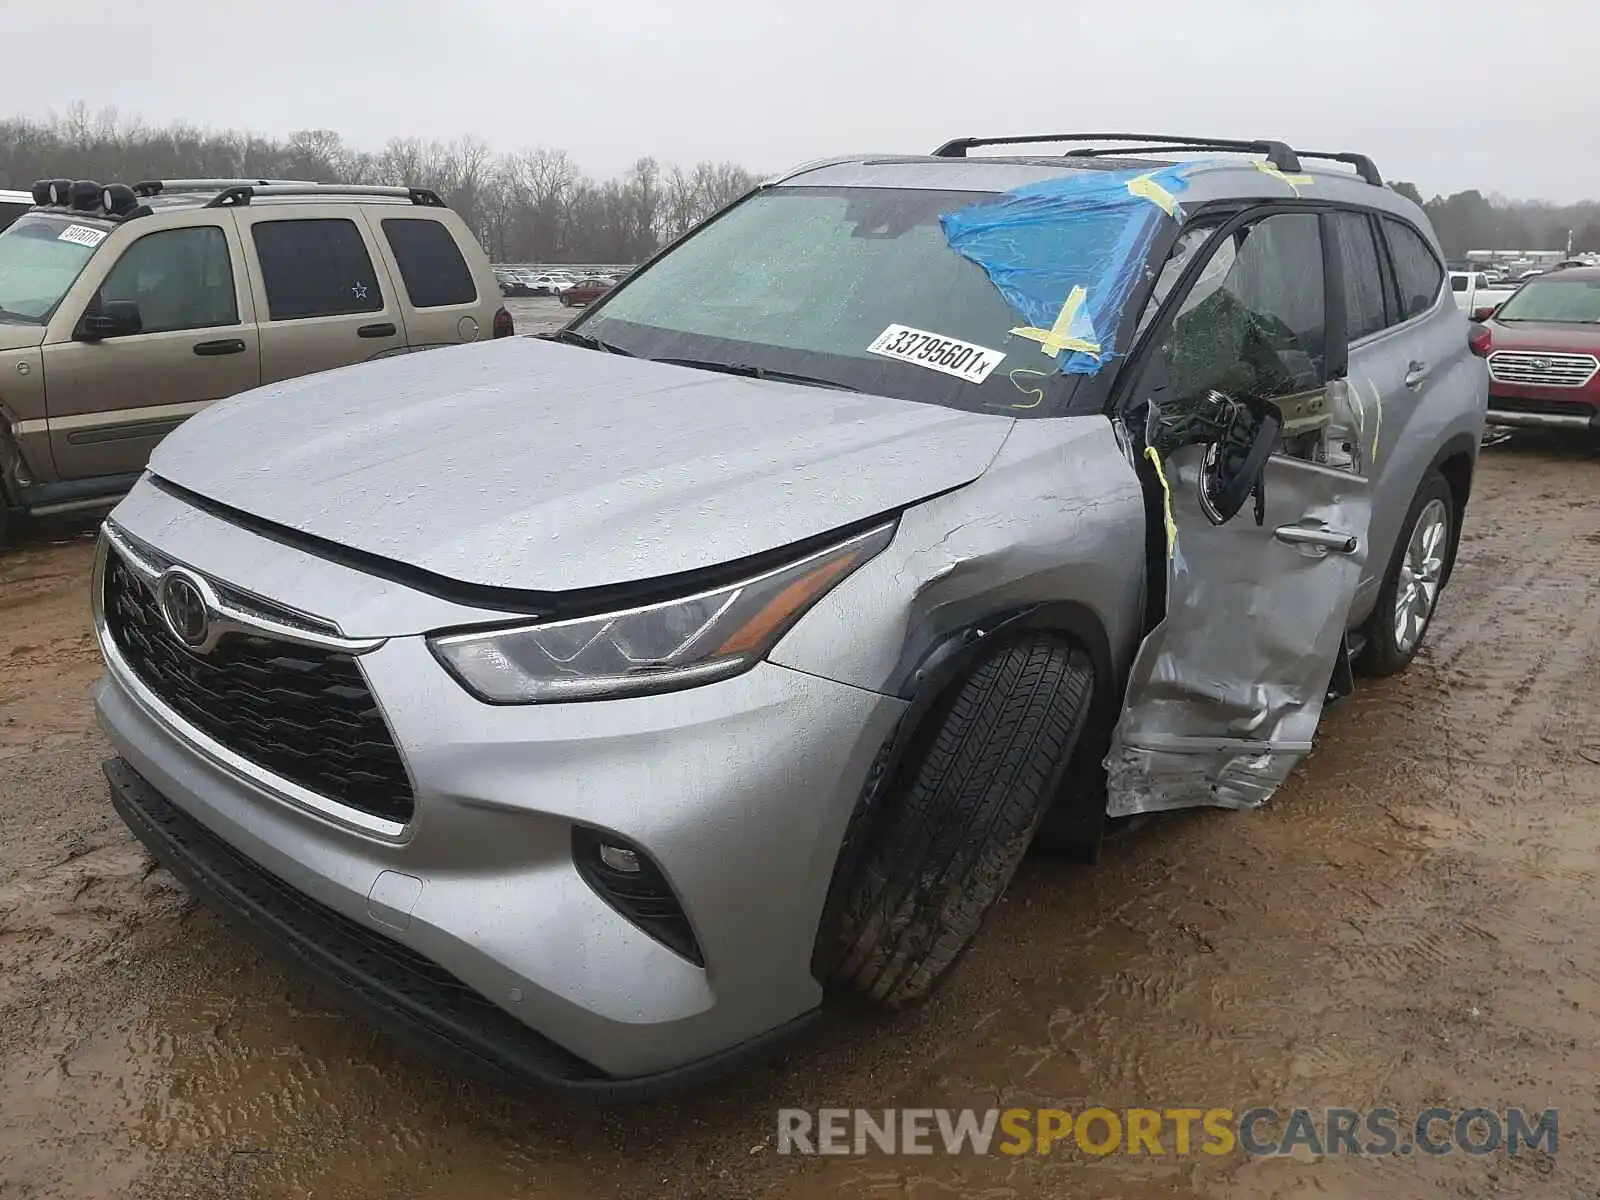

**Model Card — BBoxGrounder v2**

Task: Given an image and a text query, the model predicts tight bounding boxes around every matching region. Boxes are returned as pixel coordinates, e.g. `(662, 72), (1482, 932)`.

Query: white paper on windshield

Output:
(58, 224), (107, 247)
(867, 324), (1006, 384)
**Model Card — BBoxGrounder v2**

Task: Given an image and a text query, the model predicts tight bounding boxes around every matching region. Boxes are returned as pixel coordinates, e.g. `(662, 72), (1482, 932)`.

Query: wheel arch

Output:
(808, 601), (1117, 982)
(1427, 432), (1477, 587)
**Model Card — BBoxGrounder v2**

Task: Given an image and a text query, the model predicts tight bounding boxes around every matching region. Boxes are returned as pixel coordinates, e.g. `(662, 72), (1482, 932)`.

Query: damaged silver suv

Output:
(92, 132), (1487, 1097)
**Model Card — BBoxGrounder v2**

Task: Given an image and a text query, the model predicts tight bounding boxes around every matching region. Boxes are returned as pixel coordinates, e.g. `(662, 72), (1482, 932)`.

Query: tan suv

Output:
(0, 178), (512, 539)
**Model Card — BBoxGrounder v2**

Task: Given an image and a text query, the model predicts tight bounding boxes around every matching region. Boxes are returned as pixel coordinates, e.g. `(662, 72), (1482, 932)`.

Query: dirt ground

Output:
(0, 429), (1596, 1200)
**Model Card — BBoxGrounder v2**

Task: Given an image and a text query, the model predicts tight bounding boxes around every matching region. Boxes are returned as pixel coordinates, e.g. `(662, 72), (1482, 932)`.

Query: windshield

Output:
(0, 215), (105, 322)
(576, 186), (1080, 415)
(1494, 277), (1600, 323)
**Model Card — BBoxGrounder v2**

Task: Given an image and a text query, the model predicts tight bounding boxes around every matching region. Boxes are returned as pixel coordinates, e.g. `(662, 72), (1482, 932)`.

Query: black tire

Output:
(1356, 469), (1455, 677)
(825, 635), (1095, 1008)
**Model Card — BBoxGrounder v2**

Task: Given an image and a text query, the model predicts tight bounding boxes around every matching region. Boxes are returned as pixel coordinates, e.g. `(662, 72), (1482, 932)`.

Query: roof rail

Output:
(932, 133), (1306, 176)
(1292, 149), (1383, 186)
(132, 179), (316, 197)
(931, 133), (1385, 187)
(204, 183), (446, 208)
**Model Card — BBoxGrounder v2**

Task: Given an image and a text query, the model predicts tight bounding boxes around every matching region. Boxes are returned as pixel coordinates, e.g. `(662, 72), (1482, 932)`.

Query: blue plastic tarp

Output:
(940, 163), (1196, 376)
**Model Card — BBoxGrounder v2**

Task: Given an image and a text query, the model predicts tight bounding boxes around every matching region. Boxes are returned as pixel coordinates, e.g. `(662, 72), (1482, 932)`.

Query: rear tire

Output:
(825, 635), (1094, 1008)
(1356, 469), (1455, 677)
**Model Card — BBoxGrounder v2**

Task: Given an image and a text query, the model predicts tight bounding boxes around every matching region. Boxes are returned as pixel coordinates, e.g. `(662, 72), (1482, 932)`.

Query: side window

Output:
(1381, 218), (1444, 322)
(1133, 221), (1223, 341)
(381, 218), (477, 308)
(1333, 211), (1387, 341)
(251, 218), (384, 321)
(1450, 274), (1468, 292)
(97, 226), (238, 334)
(1159, 212), (1326, 403)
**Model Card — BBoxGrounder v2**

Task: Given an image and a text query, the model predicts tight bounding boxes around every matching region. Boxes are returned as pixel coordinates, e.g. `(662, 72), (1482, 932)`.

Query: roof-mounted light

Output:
(102, 184), (138, 216)
(68, 180), (101, 211)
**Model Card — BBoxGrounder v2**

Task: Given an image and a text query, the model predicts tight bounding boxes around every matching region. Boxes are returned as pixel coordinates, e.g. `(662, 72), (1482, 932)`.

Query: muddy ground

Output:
(1, 428), (1596, 1200)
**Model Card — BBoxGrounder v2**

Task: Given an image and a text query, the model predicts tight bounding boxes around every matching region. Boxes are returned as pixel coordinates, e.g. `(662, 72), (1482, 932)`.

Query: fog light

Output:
(598, 844), (641, 873)
(573, 826), (702, 965)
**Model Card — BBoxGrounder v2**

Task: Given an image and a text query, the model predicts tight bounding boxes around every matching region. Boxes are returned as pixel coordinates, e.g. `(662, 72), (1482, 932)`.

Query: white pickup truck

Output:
(1450, 270), (1516, 320)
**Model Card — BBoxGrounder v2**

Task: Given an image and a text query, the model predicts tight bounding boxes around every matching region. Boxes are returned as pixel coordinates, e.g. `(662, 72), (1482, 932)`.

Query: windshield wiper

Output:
(0, 306), (40, 323)
(650, 357), (858, 392)
(541, 328), (633, 355)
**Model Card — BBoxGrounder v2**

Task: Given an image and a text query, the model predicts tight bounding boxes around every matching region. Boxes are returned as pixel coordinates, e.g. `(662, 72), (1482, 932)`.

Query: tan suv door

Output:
(363, 208), (493, 348)
(233, 204), (406, 383)
(40, 217), (260, 482)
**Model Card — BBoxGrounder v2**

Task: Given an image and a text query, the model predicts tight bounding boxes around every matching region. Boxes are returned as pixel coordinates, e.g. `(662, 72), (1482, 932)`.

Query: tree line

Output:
(0, 105), (760, 264)
(4, 106), (1596, 265)
(1374, 182), (1596, 261)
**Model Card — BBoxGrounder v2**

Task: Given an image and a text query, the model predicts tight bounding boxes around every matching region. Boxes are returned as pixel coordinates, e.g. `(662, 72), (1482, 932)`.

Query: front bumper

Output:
(91, 498), (907, 1089)
(102, 757), (819, 1099)
(1486, 391), (1599, 430)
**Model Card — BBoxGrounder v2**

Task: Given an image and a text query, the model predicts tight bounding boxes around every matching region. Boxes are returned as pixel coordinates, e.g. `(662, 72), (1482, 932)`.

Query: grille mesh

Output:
(104, 552), (415, 826)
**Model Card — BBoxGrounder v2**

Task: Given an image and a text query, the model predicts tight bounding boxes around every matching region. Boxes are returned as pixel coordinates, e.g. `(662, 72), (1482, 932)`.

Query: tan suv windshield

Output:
(0, 215), (107, 322)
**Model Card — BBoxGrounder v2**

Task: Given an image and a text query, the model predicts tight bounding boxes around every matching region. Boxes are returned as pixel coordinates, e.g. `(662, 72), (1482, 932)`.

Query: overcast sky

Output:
(5, 0), (1597, 203)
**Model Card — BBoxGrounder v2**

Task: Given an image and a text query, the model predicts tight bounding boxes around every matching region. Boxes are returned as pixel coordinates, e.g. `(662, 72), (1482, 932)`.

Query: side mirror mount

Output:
(75, 298), (142, 341)
(1196, 393), (1282, 526)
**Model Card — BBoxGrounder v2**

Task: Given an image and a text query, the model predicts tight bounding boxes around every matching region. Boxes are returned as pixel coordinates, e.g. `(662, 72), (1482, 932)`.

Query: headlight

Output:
(428, 523), (895, 703)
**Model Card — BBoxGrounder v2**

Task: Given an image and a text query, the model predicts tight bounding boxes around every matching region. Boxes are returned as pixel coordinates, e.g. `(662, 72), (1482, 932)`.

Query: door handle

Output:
(1403, 360), (1430, 389)
(1274, 525), (1359, 553)
(358, 322), (397, 339)
(193, 338), (246, 356)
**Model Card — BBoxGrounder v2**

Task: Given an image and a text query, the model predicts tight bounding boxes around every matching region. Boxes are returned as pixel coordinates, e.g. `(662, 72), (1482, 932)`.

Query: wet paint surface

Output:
(1, 432), (1597, 1199)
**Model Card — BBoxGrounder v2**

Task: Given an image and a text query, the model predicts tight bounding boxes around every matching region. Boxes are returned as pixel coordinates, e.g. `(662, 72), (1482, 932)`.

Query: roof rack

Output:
(131, 178), (316, 197)
(930, 133), (1384, 186)
(204, 183), (445, 208)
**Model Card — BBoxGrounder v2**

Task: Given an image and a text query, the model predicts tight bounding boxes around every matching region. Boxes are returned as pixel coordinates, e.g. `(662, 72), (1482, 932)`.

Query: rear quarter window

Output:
(1382, 219), (1445, 321)
(381, 218), (477, 308)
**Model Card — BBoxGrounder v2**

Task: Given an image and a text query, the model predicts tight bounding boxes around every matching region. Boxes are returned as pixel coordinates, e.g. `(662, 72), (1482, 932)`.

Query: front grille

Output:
(1487, 350), (1599, 389)
(103, 552), (416, 826)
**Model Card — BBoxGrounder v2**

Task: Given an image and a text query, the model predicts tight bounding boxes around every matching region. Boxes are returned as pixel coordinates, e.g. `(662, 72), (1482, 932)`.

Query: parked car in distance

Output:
(0, 189), (31, 232)
(558, 275), (614, 307)
(1474, 265), (1600, 434)
(91, 133), (1485, 1098)
(494, 268), (535, 297)
(1450, 269), (1516, 320)
(0, 177), (512, 538)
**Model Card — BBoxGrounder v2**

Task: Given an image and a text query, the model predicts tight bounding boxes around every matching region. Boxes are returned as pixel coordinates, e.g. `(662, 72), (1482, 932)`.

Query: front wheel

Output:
(823, 635), (1095, 1008)
(1356, 470), (1454, 676)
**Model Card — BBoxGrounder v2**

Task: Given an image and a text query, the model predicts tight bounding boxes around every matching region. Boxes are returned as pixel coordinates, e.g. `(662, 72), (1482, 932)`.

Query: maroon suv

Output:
(1477, 267), (1600, 434)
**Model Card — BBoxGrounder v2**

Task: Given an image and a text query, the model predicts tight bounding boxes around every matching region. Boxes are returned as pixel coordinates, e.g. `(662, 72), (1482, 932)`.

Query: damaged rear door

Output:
(1106, 208), (1371, 816)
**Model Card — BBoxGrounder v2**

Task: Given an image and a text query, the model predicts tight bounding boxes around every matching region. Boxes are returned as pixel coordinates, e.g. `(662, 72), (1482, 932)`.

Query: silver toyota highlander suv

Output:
(92, 133), (1488, 1097)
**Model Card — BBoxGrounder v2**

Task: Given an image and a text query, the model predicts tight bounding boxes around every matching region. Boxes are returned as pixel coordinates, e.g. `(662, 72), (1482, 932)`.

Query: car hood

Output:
(1486, 320), (1600, 352)
(0, 322), (46, 352)
(150, 338), (1016, 593)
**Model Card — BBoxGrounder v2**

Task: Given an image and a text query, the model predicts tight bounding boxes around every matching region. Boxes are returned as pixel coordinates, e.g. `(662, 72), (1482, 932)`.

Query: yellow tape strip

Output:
(1002, 367), (1048, 410)
(1253, 160), (1314, 195)
(1010, 285), (1101, 359)
(1144, 446), (1178, 560)
(1365, 377), (1383, 466)
(1127, 172), (1179, 217)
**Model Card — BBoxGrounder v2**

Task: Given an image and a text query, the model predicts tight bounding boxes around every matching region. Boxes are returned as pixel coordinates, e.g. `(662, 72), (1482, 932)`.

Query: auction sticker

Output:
(867, 324), (1005, 384)
(58, 224), (107, 247)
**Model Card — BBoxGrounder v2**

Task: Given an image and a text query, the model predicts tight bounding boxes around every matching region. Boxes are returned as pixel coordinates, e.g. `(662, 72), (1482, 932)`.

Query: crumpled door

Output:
(1105, 443), (1371, 817)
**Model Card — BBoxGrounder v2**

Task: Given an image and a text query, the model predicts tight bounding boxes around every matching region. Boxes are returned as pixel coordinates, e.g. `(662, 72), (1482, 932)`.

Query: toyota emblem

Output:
(1533, 358), (1552, 370)
(159, 571), (211, 648)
